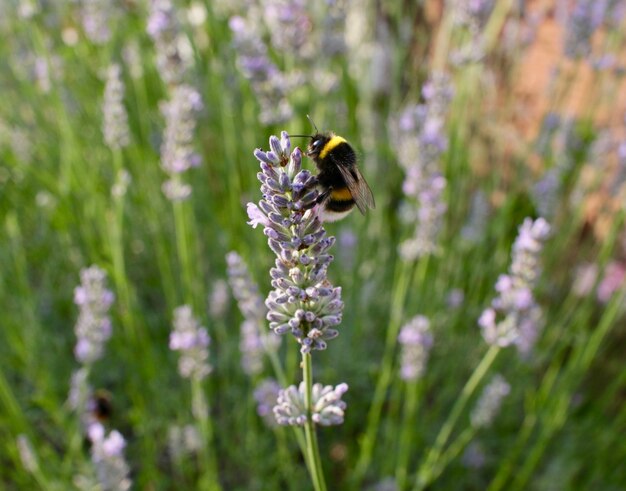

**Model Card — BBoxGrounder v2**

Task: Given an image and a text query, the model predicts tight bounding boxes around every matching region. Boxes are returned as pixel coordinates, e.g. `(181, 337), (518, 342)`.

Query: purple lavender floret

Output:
(246, 132), (344, 354)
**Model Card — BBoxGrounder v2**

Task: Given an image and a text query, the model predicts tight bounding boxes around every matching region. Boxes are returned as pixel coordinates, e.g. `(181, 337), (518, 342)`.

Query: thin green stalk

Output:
(302, 353), (327, 491)
(428, 427), (475, 485)
(395, 380), (423, 490)
(352, 258), (419, 485)
(191, 378), (223, 491)
(108, 149), (138, 343)
(414, 344), (500, 490)
(510, 288), (626, 491)
(173, 199), (196, 307)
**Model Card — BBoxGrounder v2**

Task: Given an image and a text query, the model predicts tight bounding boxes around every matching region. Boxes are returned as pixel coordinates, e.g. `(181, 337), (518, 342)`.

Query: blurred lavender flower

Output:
(111, 169), (131, 199)
(16, 434), (38, 474)
(448, 0), (495, 64)
(87, 423), (132, 491)
(159, 85), (203, 201)
(261, 0), (313, 58)
(337, 228), (357, 269)
(168, 424), (202, 461)
(532, 168), (560, 219)
(17, 0), (39, 19)
(81, 0), (113, 44)
(73, 266), (115, 364)
(597, 261), (626, 303)
(247, 132), (344, 354)
(367, 477), (399, 491)
(471, 374), (511, 428)
(398, 315), (433, 381)
(478, 217), (551, 354)
(573, 262), (598, 297)
(68, 368), (90, 413)
(226, 251), (266, 321)
(147, 0), (192, 85)
(446, 288), (465, 309)
(122, 41), (144, 80)
(169, 305), (212, 380)
(208, 279), (229, 319)
(226, 251), (280, 375)
(229, 16), (293, 124)
(393, 73), (454, 260)
(533, 117), (580, 217)
(254, 378), (281, 427)
(274, 382), (348, 426)
(461, 441), (486, 469)
(34, 57), (51, 93)
(563, 0), (602, 60)
(102, 64), (130, 150)
(461, 191), (489, 244)
(321, 0), (347, 57)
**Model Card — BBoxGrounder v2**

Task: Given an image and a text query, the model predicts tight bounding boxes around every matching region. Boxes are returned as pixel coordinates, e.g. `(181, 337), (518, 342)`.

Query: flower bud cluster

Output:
(73, 266), (115, 365)
(398, 315), (433, 381)
(102, 64), (130, 150)
(393, 73), (453, 260)
(479, 217), (550, 353)
(147, 0), (192, 85)
(470, 374), (511, 428)
(254, 378), (281, 427)
(88, 423), (132, 491)
(159, 85), (203, 201)
(226, 251), (281, 376)
(274, 382), (348, 426)
(169, 305), (212, 380)
(228, 16), (293, 125)
(246, 132), (344, 354)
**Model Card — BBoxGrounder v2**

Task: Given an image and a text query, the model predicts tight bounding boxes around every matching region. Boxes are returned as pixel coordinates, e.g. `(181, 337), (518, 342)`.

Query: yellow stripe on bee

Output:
(319, 136), (347, 159)
(330, 187), (353, 201)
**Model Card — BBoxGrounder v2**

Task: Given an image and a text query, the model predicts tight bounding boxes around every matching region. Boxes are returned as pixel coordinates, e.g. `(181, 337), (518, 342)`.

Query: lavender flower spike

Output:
(398, 315), (434, 381)
(88, 423), (132, 491)
(102, 64), (130, 150)
(247, 132), (344, 354)
(169, 305), (212, 380)
(470, 374), (511, 428)
(274, 382), (348, 426)
(160, 85), (203, 201)
(73, 266), (115, 364)
(226, 251), (281, 376)
(479, 217), (551, 353)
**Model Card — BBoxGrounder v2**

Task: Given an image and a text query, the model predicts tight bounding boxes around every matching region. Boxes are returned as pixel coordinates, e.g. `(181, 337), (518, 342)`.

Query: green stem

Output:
(428, 427), (476, 484)
(352, 258), (418, 484)
(173, 198), (195, 307)
(395, 380), (423, 490)
(109, 150), (137, 343)
(414, 344), (500, 490)
(302, 353), (327, 491)
(191, 378), (222, 491)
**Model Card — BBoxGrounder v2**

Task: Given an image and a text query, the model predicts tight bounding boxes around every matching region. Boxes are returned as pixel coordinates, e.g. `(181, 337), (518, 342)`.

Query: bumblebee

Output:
(88, 389), (113, 422)
(304, 131), (375, 222)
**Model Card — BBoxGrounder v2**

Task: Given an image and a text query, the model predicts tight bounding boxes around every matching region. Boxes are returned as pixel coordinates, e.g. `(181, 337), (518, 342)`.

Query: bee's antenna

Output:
(289, 134), (313, 138)
(306, 114), (319, 133)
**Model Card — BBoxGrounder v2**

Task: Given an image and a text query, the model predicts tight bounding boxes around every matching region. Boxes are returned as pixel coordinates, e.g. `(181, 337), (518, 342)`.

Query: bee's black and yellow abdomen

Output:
(327, 187), (355, 212)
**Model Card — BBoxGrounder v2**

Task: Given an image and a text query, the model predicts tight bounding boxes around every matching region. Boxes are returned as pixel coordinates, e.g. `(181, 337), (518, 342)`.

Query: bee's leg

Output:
(315, 187), (332, 205)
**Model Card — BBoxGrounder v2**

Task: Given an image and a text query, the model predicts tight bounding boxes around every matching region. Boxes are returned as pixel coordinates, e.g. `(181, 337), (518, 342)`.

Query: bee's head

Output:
(306, 133), (332, 160)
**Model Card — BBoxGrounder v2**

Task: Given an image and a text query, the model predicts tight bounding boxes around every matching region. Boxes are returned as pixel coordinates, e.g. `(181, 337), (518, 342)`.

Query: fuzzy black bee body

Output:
(306, 132), (375, 222)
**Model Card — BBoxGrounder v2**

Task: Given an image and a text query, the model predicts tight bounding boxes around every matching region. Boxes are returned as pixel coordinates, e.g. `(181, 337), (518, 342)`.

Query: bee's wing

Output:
(336, 163), (376, 214)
